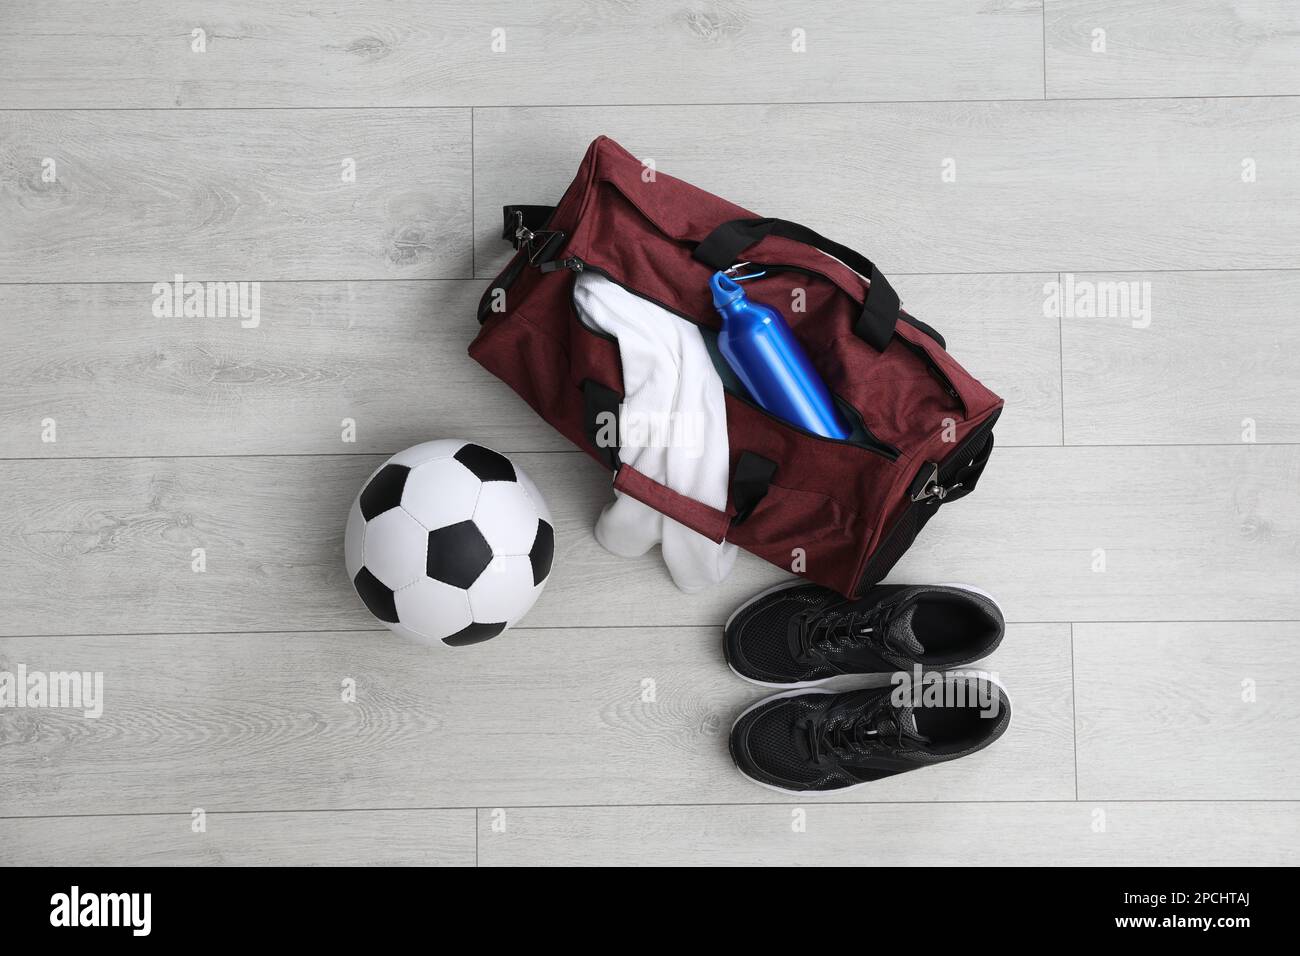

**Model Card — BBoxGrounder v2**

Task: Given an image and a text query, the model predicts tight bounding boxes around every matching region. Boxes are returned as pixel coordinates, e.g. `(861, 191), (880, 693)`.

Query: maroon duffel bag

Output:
(470, 136), (1002, 597)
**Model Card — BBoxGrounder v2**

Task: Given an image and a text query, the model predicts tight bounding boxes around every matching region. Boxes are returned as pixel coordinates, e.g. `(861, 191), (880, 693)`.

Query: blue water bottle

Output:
(709, 271), (851, 439)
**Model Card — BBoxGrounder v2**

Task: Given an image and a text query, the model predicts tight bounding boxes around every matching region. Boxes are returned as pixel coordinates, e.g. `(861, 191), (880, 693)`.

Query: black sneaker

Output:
(723, 581), (1004, 687)
(729, 677), (1011, 794)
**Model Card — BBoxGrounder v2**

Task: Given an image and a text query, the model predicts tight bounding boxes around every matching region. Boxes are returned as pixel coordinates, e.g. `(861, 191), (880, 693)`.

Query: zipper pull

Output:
(540, 256), (583, 274)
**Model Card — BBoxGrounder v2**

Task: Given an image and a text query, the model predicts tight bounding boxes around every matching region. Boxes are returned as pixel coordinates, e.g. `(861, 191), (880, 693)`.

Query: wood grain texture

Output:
(0, 452), (763, 635)
(0, 810), (475, 866)
(1047, 0), (1300, 99)
(1062, 271), (1300, 445)
(0, 1), (1044, 109)
(4, 0), (1300, 868)
(0, 110), (471, 282)
(1074, 622), (1300, 800)
(476, 801), (1299, 866)
(891, 273), (1062, 447)
(888, 444), (1300, 623)
(0, 280), (570, 458)
(0, 273), (1058, 459)
(1, 446), (1293, 636)
(0, 625), (1071, 815)
(473, 100), (1300, 276)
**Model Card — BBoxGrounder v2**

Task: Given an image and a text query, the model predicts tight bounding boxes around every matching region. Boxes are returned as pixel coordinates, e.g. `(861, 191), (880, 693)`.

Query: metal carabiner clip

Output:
(910, 463), (949, 502)
(724, 261), (767, 282)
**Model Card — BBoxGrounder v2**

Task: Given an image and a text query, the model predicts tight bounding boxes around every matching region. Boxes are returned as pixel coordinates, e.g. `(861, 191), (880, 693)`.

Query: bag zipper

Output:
(477, 210), (568, 323)
(542, 255), (584, 274)
(855, 412), (999, 594)
(913, 411), (997, 502)
(545, 258), (960, 414)
(747, 262), (966, 415)
(558, 256), (900, 460)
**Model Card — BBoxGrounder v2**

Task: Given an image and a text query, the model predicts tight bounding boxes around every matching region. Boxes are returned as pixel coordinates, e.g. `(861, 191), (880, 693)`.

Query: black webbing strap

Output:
(580, 379), (622, 470)
(501, 205), (556, 246)
(900, 313), (946, 350)
(478, 205), (565, 324)
(942, 429), (995, 502)
(729, 451), (778, 527)
(581, 380), (777, 529)
(692, 217), (900, 352)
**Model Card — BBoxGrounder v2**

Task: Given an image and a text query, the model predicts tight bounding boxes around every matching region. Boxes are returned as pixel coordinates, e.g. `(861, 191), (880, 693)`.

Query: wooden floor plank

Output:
(4, 0), (1299, 868)
(0, 280), (567, 458)
(0, 110), (471, 282)
(1047, 0), (1300, 99)
(1074, 622), (1300, 800)
(473, 100), (1300, 277)
(0, 625), (1070, 815)
(0, 1), (1044, 109)
(0, 273), (1059, 459)
(0, 809), (475, 866)
(1062, 271), (1300, 445)
(890, 444), (1300, 624)
(0, 446), (1293, 636)
(477, 801), (1298, 866)
(843, 272), (1064, 447)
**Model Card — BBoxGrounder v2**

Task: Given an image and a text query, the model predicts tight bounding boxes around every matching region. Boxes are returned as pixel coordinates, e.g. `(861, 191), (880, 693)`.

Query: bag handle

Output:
(613, 465), (731, 543)
(582, 380), (776, 539)
(692, 217), (900, 352)
(612, 452), (778, 544)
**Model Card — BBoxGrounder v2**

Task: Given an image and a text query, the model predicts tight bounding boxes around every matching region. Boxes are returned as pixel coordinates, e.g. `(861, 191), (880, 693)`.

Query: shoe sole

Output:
(724, 582), (1005, 689)
(730, 678), (1013, 796)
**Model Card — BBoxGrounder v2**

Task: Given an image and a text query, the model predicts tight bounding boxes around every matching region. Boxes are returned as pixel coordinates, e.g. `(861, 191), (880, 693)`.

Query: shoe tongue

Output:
(883, 602), (924, 656)
(877, 704), (929, 745)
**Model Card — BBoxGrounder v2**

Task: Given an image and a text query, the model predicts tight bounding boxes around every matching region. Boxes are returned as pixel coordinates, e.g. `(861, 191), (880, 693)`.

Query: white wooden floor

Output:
(2, 1), (1298, 867)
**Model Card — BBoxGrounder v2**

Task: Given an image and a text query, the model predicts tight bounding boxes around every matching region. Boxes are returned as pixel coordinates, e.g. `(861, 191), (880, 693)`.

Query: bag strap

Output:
(941, 429), (995, 503)
(580, 380), (776, 537)
(692, 217), (900, 352)
(730, 451), (778, 526)
(580, 378), (622, 470)
(612, 465), (731, 543)
(501, 205), (556, 246)
(478, 205), (563, 324)
(909, 424), (997, 505)
(612, 452), (778, 543)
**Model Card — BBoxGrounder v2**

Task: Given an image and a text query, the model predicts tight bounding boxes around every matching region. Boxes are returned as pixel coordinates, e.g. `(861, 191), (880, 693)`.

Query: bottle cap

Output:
(709, 271), (747, 310)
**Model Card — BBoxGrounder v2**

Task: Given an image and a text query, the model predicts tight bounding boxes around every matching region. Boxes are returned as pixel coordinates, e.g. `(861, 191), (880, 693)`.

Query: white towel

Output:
(572, 271), (737, 592)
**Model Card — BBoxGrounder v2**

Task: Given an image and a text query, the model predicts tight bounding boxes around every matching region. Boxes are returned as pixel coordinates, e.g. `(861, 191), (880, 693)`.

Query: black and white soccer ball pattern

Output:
(344, 440), (554, 646)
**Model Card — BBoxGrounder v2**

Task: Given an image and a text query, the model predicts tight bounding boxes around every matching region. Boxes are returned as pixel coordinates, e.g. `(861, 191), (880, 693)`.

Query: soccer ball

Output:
(344, 440), (554, 646)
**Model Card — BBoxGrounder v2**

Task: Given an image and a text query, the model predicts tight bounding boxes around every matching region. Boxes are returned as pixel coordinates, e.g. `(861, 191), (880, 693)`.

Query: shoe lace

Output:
(804, 698), (905, 765)
(796, 604), (898, 660)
